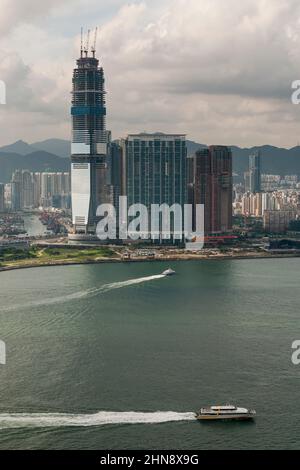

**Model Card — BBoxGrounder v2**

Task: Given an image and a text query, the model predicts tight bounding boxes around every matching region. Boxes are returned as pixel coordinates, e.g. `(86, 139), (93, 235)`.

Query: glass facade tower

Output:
(71, 51), (110, 234)
(249, 151), (261, 193)
(122, 133), (187, 241)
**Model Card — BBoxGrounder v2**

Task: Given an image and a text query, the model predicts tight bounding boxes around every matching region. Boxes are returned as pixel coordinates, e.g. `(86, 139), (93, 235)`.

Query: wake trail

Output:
(0, 411), (195, 429)
(94, 275), (165, 294)
(0, 274), (166, 312)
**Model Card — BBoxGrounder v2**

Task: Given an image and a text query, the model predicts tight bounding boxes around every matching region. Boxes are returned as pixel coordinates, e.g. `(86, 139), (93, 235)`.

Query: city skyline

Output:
(1, 1), (300, 460)
(1, 0), (300, 148)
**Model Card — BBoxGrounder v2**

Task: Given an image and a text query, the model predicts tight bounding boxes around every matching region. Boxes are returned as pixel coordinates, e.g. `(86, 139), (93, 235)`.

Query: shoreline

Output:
(1, 252), (300, 273)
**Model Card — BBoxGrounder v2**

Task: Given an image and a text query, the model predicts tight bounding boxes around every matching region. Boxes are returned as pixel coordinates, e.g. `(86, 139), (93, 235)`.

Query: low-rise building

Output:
(263, 210), (297, 234)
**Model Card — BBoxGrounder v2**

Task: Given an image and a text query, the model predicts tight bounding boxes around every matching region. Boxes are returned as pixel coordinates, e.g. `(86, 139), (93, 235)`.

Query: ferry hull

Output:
(196, 414), (255, 421)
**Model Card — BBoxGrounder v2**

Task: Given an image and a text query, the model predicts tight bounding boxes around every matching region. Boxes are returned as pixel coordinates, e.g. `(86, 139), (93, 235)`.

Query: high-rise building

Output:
(21, 170), (34, 209)
(71, 40), (110, 235)
(11, 170), (34, 209)
(187, 155), (195, 208)
(110, 141), (122, 228)
(12, 182), (22, 211)
(264, 209), (296, 233)
(249, 151), (261, 193)
(241, 191), (280, 217)
(11, 170), (23, 209)
(0, 183), (5, 212)
(6, 171), (71, 210)
(33, 172), (41, 208)
(4, 184), (12, 210)
(39, 172), (70, 208)
(5, 182), (21, 211)
(244, 171), (250, 192)
(261, 174), (281, 191)
(193, 145), (233, 234)
(122, 133), (187, 241)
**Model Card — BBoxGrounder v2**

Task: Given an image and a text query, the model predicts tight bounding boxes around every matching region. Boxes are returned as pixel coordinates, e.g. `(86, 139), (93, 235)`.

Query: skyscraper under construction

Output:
(70, 29), (110, 236)
(193, 146), (233, 234)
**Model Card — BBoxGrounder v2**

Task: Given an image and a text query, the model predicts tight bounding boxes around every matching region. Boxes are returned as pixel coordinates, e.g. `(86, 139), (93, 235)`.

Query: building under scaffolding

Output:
(70, 29), (111, 236)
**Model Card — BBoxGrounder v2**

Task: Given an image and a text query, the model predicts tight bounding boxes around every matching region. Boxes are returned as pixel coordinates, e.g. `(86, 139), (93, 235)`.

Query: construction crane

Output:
(84, 29), (90, 57)
(80, 27), (83, 57)
(91, 27), (98, 57)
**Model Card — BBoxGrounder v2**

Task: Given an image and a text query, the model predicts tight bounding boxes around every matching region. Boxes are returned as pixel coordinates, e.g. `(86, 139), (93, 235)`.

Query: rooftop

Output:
(127, 132), (186, 139)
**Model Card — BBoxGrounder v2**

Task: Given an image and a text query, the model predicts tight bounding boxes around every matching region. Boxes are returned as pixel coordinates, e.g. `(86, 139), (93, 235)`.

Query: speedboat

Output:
(196, 405), (256, 421)
(162, 268), (176, 276)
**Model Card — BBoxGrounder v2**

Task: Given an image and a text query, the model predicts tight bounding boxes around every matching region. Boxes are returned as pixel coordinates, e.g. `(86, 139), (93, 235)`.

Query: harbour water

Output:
(0, 259), (299, 449)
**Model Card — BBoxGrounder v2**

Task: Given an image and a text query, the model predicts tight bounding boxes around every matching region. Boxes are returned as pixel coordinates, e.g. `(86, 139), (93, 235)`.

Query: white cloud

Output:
(1, 0), (300, 146)
(0, 0), (75, 35)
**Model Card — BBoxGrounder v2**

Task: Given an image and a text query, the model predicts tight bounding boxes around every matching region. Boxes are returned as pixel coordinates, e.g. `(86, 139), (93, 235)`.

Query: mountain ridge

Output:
(1, 139), (300, 183)
(0, 150), (70, 183)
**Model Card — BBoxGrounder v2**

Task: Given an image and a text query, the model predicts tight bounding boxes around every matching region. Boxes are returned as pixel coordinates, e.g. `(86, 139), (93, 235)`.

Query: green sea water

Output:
(0, 258), (299, 450)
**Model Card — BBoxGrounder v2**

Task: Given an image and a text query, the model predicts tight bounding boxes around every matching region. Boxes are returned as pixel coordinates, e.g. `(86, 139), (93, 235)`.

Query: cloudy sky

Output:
(0, 0), (300, 147)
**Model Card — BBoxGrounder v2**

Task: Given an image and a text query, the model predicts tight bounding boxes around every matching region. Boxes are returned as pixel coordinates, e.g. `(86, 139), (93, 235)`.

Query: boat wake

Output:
(0, 411), (195, 429)
(91, 274), (166, 295)
(0, 274), (166, 312)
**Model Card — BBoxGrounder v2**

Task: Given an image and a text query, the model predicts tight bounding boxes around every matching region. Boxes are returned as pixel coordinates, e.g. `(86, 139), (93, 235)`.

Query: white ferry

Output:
(162, 268), (176, 276)
(196, 405), (256, 421)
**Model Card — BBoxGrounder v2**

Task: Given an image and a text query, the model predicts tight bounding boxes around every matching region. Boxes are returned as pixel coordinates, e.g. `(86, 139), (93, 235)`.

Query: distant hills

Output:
(230, 145), (300, 177)
(0, 150), (70, 183)
(33, 139), (71, 159)
(0, 139), (70, 158)
(1, 139), (300, 183)
(187, 142), (300, 178)
(0, 139), (70, 183)
(186, 140), (207, 155)
(0, 140), (35, 156)
(187, 141), (300, 176)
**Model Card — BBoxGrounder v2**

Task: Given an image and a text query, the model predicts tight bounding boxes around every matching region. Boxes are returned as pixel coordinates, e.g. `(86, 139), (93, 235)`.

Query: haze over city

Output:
(1, 0), (300, 147)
